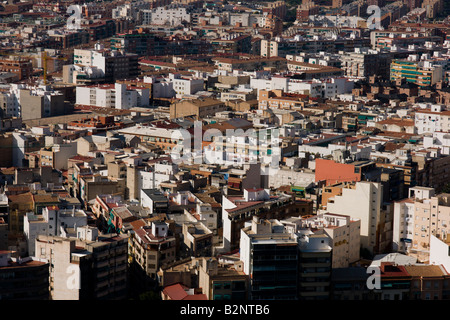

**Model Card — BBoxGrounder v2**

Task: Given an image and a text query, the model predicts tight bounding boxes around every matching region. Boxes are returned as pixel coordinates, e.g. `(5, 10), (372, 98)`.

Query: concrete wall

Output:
(19, 90), (44, 120)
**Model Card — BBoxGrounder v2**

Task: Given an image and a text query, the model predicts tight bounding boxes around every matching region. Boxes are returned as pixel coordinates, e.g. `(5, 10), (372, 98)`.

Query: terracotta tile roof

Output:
(377, 118), (414, 126)
(163, 283), (207, 300)
(7, 192), (33, 203)
(404, 265), (448, 277)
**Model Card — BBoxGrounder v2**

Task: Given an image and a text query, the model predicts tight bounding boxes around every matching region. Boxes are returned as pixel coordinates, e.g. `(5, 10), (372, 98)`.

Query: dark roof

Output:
(331, 267), (369, 282)
(400, 82), (419, 89)
(141, 189), (168, 202)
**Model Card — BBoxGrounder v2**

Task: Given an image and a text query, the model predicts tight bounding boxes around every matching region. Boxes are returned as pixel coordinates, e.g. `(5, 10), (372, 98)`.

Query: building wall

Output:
(0, 133), (13, 167)
(19, 90), (44, 120)
(35, 237), (80, 300)
(430, 234), (450, 273)
(325, 181), (382, 254)
(268, 168), (315, 189)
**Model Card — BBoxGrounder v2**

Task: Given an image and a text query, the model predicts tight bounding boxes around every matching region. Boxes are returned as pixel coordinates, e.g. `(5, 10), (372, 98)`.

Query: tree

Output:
(440, 183), (450, 194)
(138, 290), (162, 300)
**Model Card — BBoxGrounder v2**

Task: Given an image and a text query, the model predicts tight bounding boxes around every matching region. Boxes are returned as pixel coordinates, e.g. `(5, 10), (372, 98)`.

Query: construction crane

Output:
(0, 50), (68, 85)
(42, 51), (69, 85)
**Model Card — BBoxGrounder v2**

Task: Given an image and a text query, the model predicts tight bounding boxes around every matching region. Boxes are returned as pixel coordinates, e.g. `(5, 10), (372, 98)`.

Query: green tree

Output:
(138, 290), (162, 300)
(441, 183), (450, 194)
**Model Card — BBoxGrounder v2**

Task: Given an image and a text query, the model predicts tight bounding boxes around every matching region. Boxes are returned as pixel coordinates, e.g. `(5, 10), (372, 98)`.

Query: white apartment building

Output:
(322, 181), (383, 255)
(72, 44), (139, 82)
(206, 127), (281, 167)
(414, 104), (450, 134)
(222, 188), (271, 252)
(239, 216), (297, 276)
(63, 64), (104, 84)
(250, 77), (354, 99)
(141, 6), (192, 26)
(267, 167), (315, 189)
(112, 4), (135, 19)
(112, 1), (148, 20)
(143, 76), (174, 99)
(423, 131), (450, 155)
(138, 162), (179, 192)
(35, 230), (128, 300)
(75, 83), (150, 109)
(193, 202), (217, 232)
(0, 84), (64, 119)
(281, 212), (361, 268)
(393, 186), (450, 262)
(168, 73), (204, 98)
(286, 52), (342, 68)
(24, 206), (88, 256)
(229, 12), (267, 28)
(429, 235), (450, 273)
(261, 39), (278, 58)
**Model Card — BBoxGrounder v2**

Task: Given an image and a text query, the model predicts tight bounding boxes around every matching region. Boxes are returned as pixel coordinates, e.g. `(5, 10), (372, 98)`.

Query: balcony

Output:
(95, 260), (109, 268)
(115, 264), (127, 273)
(97, 270), (109, 279)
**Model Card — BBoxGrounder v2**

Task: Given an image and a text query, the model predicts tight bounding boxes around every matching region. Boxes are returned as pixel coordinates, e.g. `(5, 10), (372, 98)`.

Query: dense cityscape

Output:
(0, 0), (450, 303)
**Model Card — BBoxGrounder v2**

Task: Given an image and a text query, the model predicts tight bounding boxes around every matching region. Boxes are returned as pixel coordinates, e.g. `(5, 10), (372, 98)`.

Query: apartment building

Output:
(268, 36), (370, 58)
(222, 188), (303, 252)
(129, 221), (177, 290)
(90, 194), (125, 226)
(71, 45), (139, 83)
(0, 251), (50, 300)
(414, 104), (450, 135)
(75, 83), (150, 109)
(170, 97), (227, 120)
(240, 217), (333, 300)
(140, 189), (169, 213)
(423, 131), (450, 155)
(286, 61), (344, 79)
(405, 264), (449, 300)
(118, 125), (187, 153)
(322, 181), (389, 255)
(376, 262), (412, 300)
(240, 217), (299, 300)
(391, 55), (444, 87)
(24, 206), (88, 256)
(141, 5), (192, 26)
(208, 126), (282, 166)
(267, 167), (315, 189)
(39, 140), (78, 170)
(331, 267), (373, 300)
(282, 212), (361, 268)
(181, 220), (213, 257)
(422, 0), (444, 18)
(297, 232), (332, 300)
(296, 0), (319, 22)
(198, 257), (249, 300)
(0, 84), (65, 120)
(212, 56), (287, 73)
(35, 230), (128, 300)
(258, 89), (306, 110)
(340, 48), (392, 79)
(393, 186), (450, 262)
(110, 30), (155, 56)
(251, 77), (353, 99)
(0, 55), (32, 80)
(167, 73), (204, 97)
